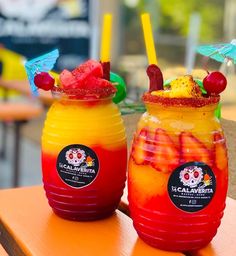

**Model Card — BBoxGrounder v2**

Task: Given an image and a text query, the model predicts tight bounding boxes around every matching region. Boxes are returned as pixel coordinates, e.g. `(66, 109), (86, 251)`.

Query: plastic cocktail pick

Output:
(197, 39), (236, 64)
(25, 49), (59, 96)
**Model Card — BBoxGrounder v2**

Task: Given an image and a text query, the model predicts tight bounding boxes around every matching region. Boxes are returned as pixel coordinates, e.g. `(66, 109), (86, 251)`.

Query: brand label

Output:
(56, 144), (99, 188)
(168, 162), (216, 212)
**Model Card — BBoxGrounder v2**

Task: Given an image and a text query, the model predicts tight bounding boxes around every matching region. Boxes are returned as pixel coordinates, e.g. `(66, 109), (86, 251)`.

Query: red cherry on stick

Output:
(34, 72), (55, 91)
(203, 71), (227, 95)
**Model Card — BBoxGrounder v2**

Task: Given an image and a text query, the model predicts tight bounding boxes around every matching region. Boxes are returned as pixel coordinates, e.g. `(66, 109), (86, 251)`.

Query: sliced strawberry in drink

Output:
(213, 132), (228, 171)
(72, 60), (103, 85)
(180, 132), (212, 166)
(131, 128), (151, 165)
(152, 128), (180, 173)
(59, 69), (78, 90)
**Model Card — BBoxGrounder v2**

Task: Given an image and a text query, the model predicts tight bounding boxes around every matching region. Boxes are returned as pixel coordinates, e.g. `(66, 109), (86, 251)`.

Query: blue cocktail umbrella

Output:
(197, 39), (236, 64)
(25, 49), (59, 96)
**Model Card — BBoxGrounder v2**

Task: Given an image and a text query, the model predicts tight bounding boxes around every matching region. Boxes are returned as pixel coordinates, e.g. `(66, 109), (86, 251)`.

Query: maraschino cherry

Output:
(34, 72), (55, 91)
(203, 71), (227, 95)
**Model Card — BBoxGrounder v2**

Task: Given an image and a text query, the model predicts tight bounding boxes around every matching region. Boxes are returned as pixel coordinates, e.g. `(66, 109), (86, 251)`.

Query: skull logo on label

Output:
(179, 166), (203, 188)
(65, 148), (86, 166)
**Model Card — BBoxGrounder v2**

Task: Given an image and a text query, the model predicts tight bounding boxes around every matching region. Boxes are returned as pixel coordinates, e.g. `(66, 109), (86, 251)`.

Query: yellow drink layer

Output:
(42, 98), (126, 155)
(138, 103), (221, 148)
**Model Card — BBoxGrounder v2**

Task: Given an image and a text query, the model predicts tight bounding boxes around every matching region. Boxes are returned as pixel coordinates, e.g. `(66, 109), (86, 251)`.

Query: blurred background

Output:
(0, 0), (235, 190)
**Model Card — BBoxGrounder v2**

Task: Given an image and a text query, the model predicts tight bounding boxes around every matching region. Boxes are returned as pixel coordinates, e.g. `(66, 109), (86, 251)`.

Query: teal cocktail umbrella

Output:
(25, 49), (59, 96)
(197, 39), (236, 63)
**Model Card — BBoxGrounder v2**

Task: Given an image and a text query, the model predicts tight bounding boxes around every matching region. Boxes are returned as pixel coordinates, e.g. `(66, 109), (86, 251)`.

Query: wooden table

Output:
(0, 186), (184, 256)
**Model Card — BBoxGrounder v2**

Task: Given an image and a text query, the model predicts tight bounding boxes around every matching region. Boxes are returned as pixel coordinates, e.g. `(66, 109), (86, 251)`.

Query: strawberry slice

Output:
(72, 60), (103, 86)
(152, 128), (179, 172)
(180, 132), (212, 166)
(214, 132), (228, 171)
(59, 69), (78, 90)
(131, 128), (151, 165)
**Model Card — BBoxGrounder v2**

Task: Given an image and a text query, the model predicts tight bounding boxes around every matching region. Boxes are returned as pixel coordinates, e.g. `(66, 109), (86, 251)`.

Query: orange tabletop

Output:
(191, 197), (236, 256)
(120, 187), (236, 256)
(0, 186), (184, 256)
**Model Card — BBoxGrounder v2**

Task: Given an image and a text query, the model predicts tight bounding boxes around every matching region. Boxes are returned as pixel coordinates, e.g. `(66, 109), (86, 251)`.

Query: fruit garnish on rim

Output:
(34, 72), (55, 91)
(203, 71), (227, 96)
(151, 75), (202, 98)
(25, 52), (126, 103)
(58, 60), (116, 99)
(141, 67), (228, 109)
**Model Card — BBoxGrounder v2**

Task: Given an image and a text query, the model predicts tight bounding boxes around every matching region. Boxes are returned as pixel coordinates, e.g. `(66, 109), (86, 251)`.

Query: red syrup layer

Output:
(142, 92), (220, 107)
(42, 145), (127, 220)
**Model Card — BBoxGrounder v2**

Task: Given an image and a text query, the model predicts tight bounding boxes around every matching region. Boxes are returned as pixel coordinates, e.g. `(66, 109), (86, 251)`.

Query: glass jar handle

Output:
(110, 72), (127, 104)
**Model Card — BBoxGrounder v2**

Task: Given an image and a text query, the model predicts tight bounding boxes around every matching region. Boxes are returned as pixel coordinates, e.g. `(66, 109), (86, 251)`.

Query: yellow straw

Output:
(100, 13), (112, 62)
(141, 13), (158, 65)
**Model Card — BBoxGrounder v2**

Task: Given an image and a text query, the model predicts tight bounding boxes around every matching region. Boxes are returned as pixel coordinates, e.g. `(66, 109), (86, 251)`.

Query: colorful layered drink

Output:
(32, 59), (127, 221)
(128, 72), (228, 251)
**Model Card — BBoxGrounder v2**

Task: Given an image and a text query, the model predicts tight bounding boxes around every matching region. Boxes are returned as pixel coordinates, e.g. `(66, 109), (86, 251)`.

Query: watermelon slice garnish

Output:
(59, 69), (78, 90)
(58, 60), (116, 99)
(72, 59), (103, 80)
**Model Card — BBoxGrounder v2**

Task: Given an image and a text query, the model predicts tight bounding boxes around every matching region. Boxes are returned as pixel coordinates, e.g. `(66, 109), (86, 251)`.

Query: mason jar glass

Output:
(128, 94), (228, 251)
(42, 93), (127, 221)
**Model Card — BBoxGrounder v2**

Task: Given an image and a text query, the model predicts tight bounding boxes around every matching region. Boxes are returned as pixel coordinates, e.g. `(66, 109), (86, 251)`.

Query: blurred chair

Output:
(0, 47), (43, 187)
(0, 47), (27, 159)
(0, 103), (42, 187)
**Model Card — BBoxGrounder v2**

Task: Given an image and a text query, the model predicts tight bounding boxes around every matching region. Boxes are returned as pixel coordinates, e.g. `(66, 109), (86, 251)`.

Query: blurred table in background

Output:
(0, 78), (53, 106)
(0, 102), (42, 187)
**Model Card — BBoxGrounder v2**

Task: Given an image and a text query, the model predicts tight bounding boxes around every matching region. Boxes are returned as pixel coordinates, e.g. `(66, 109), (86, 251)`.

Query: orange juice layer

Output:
(137, 103), (222, 148)
(42, 98), (126, 155)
